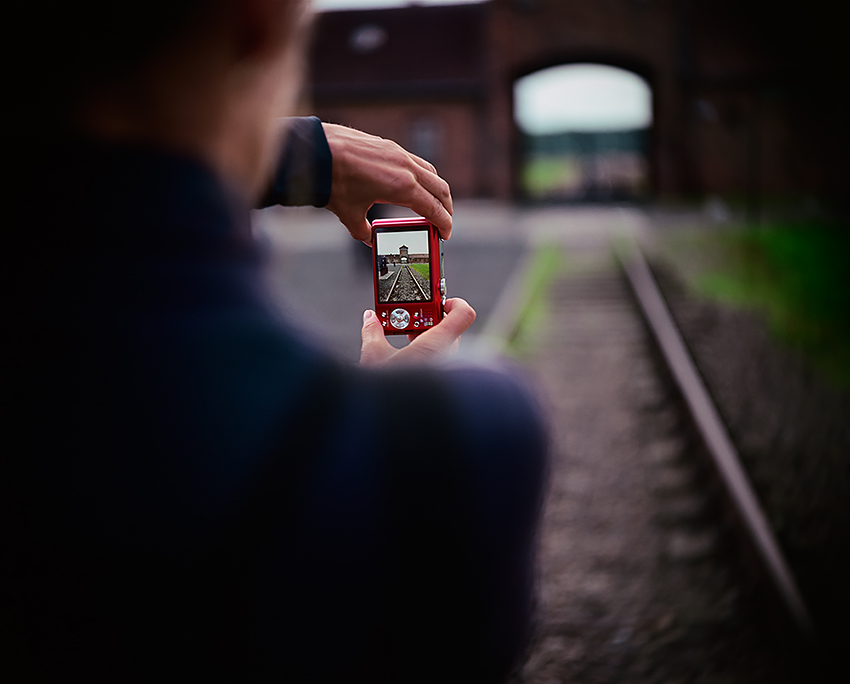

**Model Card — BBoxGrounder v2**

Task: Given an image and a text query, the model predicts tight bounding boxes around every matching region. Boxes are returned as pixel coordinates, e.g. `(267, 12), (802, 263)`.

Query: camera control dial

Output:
(389, 308), (410, 330)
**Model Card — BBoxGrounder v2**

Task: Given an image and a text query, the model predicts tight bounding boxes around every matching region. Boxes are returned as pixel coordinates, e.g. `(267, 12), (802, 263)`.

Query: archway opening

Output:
(514, 63), (652, 202)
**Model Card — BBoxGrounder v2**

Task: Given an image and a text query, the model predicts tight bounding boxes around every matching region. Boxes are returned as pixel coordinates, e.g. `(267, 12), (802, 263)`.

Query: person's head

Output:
(11, 0), (312, 200)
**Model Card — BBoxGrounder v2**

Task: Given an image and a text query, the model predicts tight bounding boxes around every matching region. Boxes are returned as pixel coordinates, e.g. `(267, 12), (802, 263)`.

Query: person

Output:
(3, 1), (548, 682)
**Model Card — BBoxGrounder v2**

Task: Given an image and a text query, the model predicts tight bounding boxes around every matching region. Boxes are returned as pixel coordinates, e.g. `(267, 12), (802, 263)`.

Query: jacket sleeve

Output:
(258, 116), (332, 209)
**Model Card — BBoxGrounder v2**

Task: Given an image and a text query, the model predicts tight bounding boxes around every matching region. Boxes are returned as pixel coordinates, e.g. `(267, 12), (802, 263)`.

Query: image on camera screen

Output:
(375, 230), (432, 303)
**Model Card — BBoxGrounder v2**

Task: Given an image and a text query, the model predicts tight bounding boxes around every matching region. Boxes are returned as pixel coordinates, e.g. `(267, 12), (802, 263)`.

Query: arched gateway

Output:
(309, 0), (804, 202)
(514, 63), (653, 201)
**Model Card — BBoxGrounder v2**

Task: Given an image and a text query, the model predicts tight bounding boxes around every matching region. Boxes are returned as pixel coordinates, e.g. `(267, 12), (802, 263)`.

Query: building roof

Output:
(309, 3), (489, 103)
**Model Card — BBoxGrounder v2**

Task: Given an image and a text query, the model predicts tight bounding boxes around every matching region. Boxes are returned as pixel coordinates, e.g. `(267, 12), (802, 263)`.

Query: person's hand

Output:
(360, 298), (475, 366)
(323, 123), (453, 245)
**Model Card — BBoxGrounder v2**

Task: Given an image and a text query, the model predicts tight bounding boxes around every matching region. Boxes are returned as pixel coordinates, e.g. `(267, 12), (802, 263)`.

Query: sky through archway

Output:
(514, 64), (653, 200)
(515, 64), (652, 135)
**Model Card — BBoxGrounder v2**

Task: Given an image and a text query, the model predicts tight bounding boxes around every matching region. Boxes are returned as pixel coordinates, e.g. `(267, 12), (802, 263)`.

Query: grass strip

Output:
(506, 244), (562, 357)
(676, 221), (850, 387)
(409, 263), (430, 279)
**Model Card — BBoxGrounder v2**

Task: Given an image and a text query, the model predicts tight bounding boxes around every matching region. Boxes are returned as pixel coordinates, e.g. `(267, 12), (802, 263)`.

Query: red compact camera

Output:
(372, 217), (445, 335)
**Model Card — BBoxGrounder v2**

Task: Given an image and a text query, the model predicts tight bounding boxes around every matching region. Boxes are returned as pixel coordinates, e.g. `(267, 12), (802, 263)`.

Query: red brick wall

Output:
(308, 1), (841, 202)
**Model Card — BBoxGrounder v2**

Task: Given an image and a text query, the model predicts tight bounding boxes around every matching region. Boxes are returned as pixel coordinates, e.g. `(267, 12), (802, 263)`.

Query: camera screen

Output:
(375, 229), (432, 303)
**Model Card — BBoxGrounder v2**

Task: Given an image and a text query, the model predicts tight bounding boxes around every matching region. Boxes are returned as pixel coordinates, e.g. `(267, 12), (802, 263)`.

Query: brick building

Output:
(308, 1), (489, 198)
(305, 0), (845, 204)
(385, 245), (429, 265)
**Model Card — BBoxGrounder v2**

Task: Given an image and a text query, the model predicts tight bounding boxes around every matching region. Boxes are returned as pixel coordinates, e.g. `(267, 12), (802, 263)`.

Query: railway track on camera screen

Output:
(380, 264), (430, 303)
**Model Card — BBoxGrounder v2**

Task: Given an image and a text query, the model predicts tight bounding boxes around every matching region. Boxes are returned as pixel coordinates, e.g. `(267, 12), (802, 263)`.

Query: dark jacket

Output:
(3, 125), (547, 683)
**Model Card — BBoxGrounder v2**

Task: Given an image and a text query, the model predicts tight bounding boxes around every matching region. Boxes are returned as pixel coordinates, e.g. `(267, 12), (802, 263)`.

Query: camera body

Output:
(372, 217), (445, 335)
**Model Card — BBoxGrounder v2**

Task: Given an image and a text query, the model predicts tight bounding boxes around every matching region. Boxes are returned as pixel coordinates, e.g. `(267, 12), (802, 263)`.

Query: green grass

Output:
(409, 263), (430, 280)
(506, 244), (563, 357)
(673, 221), (850, 387)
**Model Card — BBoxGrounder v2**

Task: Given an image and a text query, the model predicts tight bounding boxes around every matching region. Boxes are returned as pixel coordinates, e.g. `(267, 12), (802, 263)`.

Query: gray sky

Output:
(376, 230), (429, 255)
(515, 63), (652, 134)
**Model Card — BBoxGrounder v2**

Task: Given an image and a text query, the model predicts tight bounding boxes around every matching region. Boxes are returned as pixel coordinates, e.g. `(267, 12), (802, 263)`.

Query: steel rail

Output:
(617, 241), (816, 641)
(406, 265), (429, 302)
(385, 266), (403, 302)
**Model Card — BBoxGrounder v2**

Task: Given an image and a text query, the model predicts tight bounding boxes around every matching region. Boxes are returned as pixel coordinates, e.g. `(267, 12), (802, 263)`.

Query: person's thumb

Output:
(360, 310), (395, 366)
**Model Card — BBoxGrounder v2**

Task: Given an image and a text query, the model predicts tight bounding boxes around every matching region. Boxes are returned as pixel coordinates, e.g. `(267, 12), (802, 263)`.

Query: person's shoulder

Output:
(443, 359), (541, 406)
(359, 358), (548, 454)
(405, 354), (536, 407)
(444, 360), (548, 444)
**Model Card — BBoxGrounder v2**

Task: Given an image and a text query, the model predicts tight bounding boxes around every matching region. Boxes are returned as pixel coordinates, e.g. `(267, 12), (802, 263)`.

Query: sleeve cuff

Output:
(258, 116), (333, 209)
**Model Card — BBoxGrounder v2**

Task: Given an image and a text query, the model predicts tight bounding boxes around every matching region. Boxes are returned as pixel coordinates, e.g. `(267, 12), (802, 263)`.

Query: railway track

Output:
(492, 242), (821, 683)
(618, 244), (815, 639)
(380, 265), (431, 302)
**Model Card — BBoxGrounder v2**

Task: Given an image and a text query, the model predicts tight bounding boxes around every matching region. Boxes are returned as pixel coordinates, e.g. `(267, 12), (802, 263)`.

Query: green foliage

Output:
(693, 222), (850, 386)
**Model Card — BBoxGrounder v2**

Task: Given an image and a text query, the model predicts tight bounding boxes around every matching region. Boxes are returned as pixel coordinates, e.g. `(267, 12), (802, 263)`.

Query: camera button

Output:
(389, 308), (410, 330)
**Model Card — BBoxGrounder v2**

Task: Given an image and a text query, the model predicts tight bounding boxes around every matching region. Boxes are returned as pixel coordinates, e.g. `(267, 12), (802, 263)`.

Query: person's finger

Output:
(415, 166), (453, 217)
(374, 148), (452, 237)
(441, 296), (477, 328)
(392, 298), (476, 363)
(339, 209), (372, 245)
(359, 310), (397, 366)
(408, 152), (438, 175)
(419, 189), (453, 241)
(406, 165), (453, 239)
(395, 177), (453, 241)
